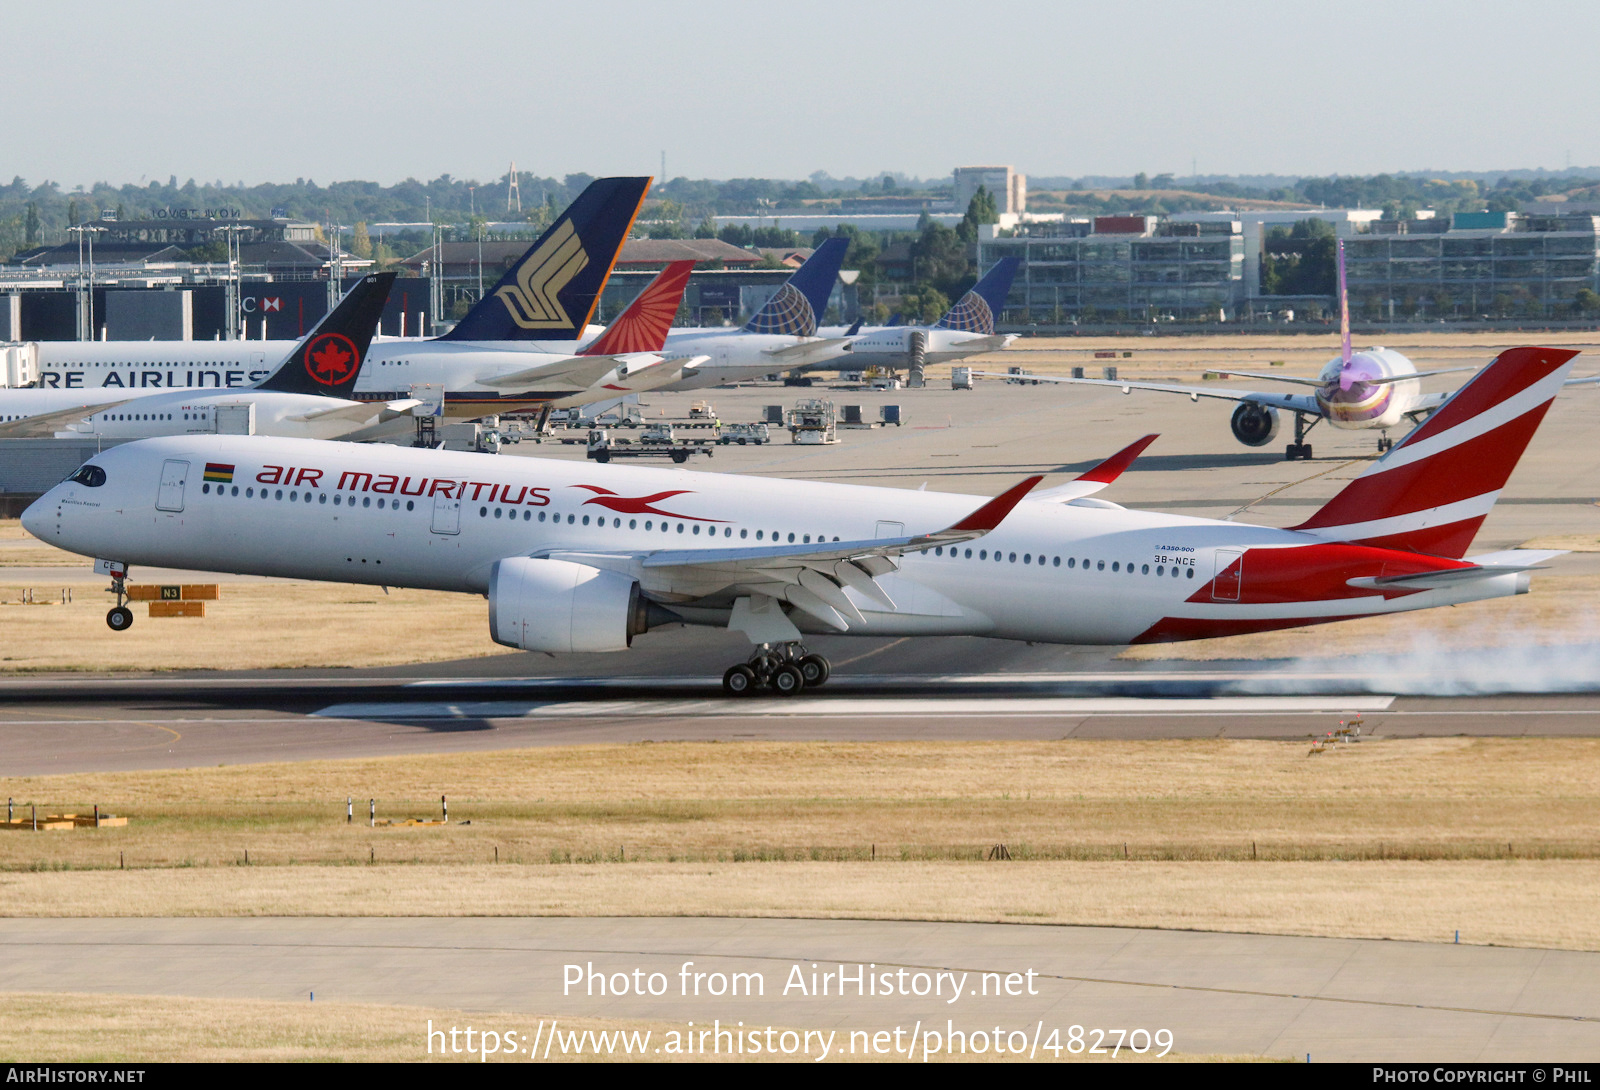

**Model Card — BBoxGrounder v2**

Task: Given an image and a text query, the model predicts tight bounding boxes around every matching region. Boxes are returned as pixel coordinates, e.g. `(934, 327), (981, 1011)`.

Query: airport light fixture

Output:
(215, 224), (251, 340)
(67, 224), (107, 341)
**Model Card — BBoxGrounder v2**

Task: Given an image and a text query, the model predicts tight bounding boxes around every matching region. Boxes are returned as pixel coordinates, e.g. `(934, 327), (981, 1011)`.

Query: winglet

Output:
(948, 475), (1044, 532)
(1075, 433), (1158, 485)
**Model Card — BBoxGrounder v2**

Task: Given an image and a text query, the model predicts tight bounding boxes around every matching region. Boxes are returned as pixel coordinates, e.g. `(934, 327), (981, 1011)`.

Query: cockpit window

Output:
(67, 465), (106, 488)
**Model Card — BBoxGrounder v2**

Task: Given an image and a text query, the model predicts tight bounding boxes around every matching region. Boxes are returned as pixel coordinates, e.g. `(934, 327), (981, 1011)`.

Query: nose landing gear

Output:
(721, 643), (832, 696)
(104, 565), (132, 632)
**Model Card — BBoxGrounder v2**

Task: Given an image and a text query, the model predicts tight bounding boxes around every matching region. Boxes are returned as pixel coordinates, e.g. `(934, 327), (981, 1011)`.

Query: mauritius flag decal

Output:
(203, 463), (234, 484)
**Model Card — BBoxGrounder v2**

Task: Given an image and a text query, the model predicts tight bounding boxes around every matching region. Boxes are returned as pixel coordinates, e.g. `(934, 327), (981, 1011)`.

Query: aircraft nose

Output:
(20, 492), (53, 540)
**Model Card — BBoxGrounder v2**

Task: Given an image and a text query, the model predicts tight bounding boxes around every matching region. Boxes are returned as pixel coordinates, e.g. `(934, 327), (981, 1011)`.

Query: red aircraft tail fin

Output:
(1292, 346), (1578, 558)
(581, 261), (695, 356)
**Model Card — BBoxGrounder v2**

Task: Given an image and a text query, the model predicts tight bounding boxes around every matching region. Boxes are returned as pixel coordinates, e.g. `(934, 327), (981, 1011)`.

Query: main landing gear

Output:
(722, 643), (832, 696)
(105, 568), (132, 632)
(1285, 413), (1320, 461)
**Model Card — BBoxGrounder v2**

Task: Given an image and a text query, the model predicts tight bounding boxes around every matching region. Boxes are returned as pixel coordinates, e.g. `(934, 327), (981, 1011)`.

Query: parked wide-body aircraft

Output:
(815, 256), (1022, 371)
(27, 346), (1574, 691)
(989, 241), (1479, 460)
(613, 237), (853, 389)
(0, 273), (410, 441)
(28, 178), (673, 416)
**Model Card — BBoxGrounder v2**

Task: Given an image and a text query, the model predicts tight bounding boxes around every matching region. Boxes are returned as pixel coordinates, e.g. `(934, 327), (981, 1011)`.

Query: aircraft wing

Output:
(967, 370), (1318, 413)
(0, 400), (136, 438)
(761, 338), (853, 362)
(477, 354), (665, 391)
(286, 398), (424, 424)
(546, 476), (1041, 632)
(1403, 390), (1454, 418)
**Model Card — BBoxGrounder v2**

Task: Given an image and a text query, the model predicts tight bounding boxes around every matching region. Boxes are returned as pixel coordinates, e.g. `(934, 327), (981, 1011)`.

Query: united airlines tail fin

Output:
(440, 177), (651, 343)
(936, 256), (1020, 334)
(581, 261), (694, 356)
(1292, 346), (1579, 558)
(254, 272), (394, 396)
(742, 237), (848, 336)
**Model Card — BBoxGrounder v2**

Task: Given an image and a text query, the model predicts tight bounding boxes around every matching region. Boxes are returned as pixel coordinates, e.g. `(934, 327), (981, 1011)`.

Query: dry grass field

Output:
(0, 579), (495, 671)
(0, 992), (1236, 1063)
(1001, 330), (1600, 380)
(2, 738), (1597, 950)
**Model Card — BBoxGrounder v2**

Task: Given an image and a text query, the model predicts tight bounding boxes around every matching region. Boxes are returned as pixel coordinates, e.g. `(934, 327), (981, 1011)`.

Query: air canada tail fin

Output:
(254, 272), (394, 396)
(936, 256), (1020, 334)
(742, 236), (848, 336)
(581, 261), (694, 356)
(1292, 346), (1579, 558)
(440, 177), (651, 343)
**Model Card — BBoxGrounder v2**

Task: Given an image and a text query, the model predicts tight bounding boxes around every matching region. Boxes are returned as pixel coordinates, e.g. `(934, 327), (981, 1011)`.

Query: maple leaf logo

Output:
(304, 334), (358, 385)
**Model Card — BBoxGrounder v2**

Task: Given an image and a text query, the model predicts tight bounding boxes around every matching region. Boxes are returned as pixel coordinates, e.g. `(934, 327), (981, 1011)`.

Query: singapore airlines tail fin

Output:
(1292, 346), (1579, 558)
(581, 261), (695, 356)
(741, 237), (848, 336)
(254, 272), (395, 396)
(440, 177), (651, 343)
(935, 257), (1020, 334)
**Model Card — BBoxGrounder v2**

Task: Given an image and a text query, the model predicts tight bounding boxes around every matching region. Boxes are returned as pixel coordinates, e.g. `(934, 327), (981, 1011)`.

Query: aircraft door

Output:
(155, 459), (189, 512)
(875, 521), (904, 539)
(430, 485), (463, 535)
(1211, 549), (1244, 601)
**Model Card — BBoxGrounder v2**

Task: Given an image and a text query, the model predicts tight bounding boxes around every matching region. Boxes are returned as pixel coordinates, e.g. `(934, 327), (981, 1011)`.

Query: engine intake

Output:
(489, 557), (648, 653)
(1230, 403), (1281, 447)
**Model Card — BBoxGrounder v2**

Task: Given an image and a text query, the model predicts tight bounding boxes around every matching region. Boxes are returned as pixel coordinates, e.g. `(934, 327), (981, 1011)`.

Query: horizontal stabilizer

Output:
(1034, 434), (1158, 503)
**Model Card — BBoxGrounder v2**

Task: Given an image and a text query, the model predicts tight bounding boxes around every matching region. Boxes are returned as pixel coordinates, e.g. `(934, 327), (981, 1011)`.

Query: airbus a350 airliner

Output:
(24, 346), (1576, 691)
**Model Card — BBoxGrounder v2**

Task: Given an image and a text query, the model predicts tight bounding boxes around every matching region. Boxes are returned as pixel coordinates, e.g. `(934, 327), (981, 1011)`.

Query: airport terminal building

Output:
(979, 206), (1600, 324)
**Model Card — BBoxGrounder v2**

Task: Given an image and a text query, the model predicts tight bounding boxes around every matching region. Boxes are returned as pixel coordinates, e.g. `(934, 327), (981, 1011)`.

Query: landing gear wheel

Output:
(106, 606), (133, 632)
(769, 664), (804, 695)
(798, 654), (831, 687)
(723, 664), (756, 696)
(1285, 443), (1313, 461)
(1377, 435), (1393, 453)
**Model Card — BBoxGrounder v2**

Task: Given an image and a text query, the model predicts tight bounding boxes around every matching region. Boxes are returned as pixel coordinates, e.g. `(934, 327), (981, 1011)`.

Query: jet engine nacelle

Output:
(488, 557), (646, 653)
(1230, 403), (1281, 447)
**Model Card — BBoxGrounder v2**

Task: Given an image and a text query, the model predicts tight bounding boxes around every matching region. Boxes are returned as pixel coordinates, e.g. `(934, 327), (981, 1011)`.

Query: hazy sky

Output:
(11, 0), (1600, 189)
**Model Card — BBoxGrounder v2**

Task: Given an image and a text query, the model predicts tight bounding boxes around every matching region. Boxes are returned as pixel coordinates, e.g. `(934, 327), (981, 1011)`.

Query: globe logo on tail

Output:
(745, 283), (817, 337)
(304, 333), (359, 386)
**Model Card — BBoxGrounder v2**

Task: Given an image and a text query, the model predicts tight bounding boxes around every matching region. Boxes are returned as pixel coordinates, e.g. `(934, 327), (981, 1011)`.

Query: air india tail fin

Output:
(440, 177), (650, 343)
(254, 272), (395, 396)
(580, 261), (694, 356)
(1292, 346), (1579, 558)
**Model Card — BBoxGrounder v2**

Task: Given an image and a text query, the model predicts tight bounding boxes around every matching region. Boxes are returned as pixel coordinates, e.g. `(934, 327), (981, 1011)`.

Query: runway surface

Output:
(5, 917), (1597, 1061)
(3, 646), (1600, 774)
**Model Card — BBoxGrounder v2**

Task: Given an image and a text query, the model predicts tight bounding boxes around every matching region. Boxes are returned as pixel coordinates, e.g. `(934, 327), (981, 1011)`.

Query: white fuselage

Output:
(599, 328), (852, 390)
(25, 435), (1523, 647)
(818, 327), (1018, 371)
(1313, 347), (1421, 431)
(30, 334), (656, 416)
(0, 387), (409, 442)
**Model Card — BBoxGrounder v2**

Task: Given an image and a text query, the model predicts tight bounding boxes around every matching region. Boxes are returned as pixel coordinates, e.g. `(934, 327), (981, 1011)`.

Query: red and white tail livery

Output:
(1293, 346), (1578, 558)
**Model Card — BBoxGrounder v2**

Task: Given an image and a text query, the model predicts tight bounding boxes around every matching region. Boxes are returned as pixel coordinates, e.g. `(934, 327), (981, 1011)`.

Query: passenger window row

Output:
(931, 544), (1196, 578)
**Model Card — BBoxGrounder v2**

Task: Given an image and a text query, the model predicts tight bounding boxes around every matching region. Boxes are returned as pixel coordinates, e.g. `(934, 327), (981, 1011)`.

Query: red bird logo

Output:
(304, 333), (358, 386)
(571, 484), (726, 522)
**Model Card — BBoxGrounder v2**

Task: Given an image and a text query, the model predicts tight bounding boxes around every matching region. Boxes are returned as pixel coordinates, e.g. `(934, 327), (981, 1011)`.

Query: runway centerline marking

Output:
(310, 696), (1396, 721)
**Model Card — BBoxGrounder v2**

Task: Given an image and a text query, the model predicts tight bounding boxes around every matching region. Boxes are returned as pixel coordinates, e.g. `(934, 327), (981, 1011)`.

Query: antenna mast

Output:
(506, 162), (521, 213)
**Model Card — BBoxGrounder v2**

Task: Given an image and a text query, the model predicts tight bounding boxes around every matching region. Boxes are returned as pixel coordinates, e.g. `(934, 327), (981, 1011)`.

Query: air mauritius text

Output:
(564, 962), (1040, 1004)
